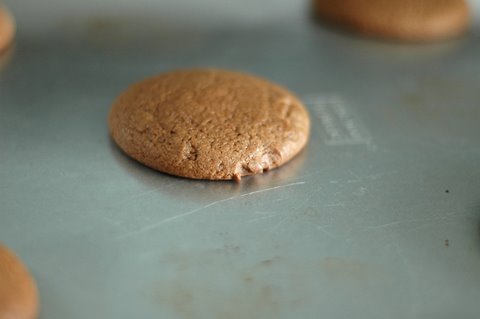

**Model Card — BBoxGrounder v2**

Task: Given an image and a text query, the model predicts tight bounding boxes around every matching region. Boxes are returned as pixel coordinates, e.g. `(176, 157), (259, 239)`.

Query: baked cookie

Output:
(0, 244), (39, 319)
(109, 69), (310, 180)
(0, 5), (15, 52)
(313, 0), (470, 41)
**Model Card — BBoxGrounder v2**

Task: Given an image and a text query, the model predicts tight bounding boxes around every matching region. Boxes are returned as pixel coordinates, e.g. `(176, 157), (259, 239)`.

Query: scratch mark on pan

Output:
(364, 217), (449, 230)
(246, 214), (278, 223)
(116, 181), (306, 239)
(315, 223), (337, 239)
(264, 195), (311, 237)
(265, 214), (292, 236)
(120, 182), (176, 203)
(324, 202), (345, 208)
(402, 215), (469, 234)
(290, 169), (324, 180)
(238, 182), (305, 198)
(127, 187), (163, 200)
(115, 198), (232, 240)
(347, 170), (361, 180)
(254, 210), (276, 215)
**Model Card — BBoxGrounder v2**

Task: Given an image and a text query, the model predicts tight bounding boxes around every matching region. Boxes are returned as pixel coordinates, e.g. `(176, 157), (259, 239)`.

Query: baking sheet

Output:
(1, 1), (480, 318)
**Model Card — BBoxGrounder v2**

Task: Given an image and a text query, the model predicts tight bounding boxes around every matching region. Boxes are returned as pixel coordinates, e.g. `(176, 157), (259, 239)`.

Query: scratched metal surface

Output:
(1, 1), (480, 318)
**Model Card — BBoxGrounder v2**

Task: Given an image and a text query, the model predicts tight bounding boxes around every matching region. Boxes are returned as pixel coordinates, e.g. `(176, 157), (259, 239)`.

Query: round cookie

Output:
(0, 5), (15, 52)
(313, 0), (470, 41)
(0, 244), (39, 319)
(109, 69), (310, 181)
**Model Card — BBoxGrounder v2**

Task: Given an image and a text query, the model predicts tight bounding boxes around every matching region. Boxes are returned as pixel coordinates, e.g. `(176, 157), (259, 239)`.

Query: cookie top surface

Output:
(0, 6), (15, 53)
(314, 0), (470, 41)
(0, 244), (39, 319)
(109, 69), (310, 180)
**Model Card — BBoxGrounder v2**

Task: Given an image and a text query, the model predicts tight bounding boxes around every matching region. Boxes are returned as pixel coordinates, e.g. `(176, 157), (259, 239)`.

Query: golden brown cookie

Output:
(0, 5), (15, 53)
(0, 244), (39, 319)
(314, 0), (470, 41)
(109, 69), (310, 180)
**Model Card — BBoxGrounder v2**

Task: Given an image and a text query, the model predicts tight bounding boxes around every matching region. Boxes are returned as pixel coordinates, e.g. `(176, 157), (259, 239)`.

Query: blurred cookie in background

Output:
(0, 45), (14, 71)
(0, 244), (39, 319)
(0, 5), (15, 52)
(313, 0), (470, 42)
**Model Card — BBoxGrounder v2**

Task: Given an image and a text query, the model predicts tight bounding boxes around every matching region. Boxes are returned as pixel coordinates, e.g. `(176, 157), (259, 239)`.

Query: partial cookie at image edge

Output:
(0, 244), (39, 319)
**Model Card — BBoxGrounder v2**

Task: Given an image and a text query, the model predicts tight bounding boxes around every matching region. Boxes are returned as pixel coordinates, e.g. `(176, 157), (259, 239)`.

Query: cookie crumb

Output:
(233, 173), (242, 182)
